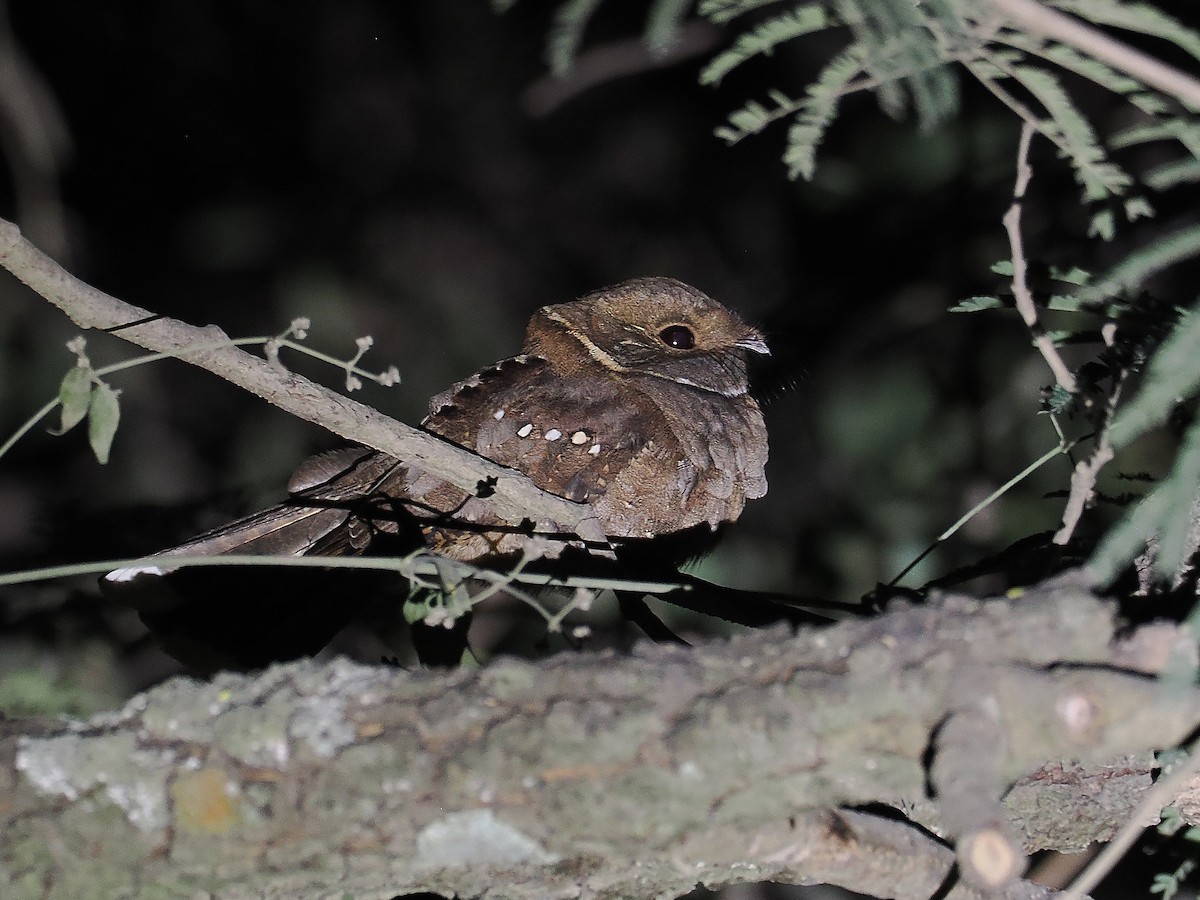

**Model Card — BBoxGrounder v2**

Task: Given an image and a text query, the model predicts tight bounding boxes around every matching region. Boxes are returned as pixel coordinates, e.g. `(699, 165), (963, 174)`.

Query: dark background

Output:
(0, 1), (1140, 694)
(4, 4), (1199, 898)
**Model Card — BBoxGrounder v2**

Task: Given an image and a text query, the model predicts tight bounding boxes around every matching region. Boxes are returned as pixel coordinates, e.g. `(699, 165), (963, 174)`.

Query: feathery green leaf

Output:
(950, 296), (1005, 312)
(784, 45), (864, 178)
(1089, 484), (1170, 586)
(1108, 306), (1200, 448)
(1012, 63), (1132, 202)
(716, 90), (805, 143)
(701, 4), (834, 85)
(1111, 121), (1200, 160)
(1154, 425), (1200, 581)
(1056, 0), (1200, 66)
(699, 0), (787, 25)
(1146, 158), (1200, 191)
(1089, 223), (1200, 302)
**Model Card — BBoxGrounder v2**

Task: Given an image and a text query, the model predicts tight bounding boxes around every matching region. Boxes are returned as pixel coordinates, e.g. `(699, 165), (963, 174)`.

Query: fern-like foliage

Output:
(834, 0), (960, 127)
(954, 260), (1178, 396)
(711, 47), (863, 181)
(698, 0), (785, 25)
(496, 0), (1200, 609)
(1090, 305), (1200, 584)
(702, 0), (963, 175)
(700, 0), (1200, 217)
(1088, 224), (1200, 304)
(783, 47), (864, 180)
(1057, 0), (1200, 64)
(700, 4), (834, 86)
(951, 253), (1200, 587)
(698, 0), (1200, 225)
(502, 0), (1200, 212)
(1017, 64), (1130, 200)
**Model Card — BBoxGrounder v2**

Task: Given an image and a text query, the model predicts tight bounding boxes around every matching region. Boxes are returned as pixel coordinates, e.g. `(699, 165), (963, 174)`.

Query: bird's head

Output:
(525, 276), (768, 397)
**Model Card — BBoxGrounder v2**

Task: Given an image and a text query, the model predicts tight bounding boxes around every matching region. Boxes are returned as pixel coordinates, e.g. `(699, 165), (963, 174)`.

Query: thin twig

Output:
(0, 552), (687, 596)
(0, 217), (611, 554)
(1005, 120), (1079, 394)
(971, 46), (1133, 203)
(889, 439), (1072, 587)
(1060, 740), (1200, 900)
(1054, 439), (1114, 547)
(1055, 370), (1126, 546)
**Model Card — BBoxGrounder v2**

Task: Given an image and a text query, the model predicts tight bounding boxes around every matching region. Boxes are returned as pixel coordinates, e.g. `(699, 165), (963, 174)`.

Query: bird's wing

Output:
(104, 449), (406, 585)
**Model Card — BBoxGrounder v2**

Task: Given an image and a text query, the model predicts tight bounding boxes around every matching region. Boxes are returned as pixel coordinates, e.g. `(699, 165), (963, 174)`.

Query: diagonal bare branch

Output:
(0, 217), (610, 555)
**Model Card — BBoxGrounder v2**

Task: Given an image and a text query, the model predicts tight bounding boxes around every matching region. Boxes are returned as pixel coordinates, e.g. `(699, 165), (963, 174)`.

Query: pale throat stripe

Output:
(545, 309), (627, 373)
(544, 308), (747, 396)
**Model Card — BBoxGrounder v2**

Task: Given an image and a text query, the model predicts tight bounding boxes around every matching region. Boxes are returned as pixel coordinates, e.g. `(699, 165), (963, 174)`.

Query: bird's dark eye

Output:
(659, 324), (695, 350)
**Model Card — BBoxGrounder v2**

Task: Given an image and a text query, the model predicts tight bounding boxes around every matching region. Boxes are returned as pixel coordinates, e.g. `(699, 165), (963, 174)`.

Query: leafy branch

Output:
(507, 0), (1200, 233)
(0, 321), (400, 467)
(0, 217), (613, 554)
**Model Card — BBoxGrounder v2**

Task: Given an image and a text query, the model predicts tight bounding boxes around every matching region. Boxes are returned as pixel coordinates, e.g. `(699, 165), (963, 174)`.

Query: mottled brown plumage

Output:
(118, 277), (769, 572)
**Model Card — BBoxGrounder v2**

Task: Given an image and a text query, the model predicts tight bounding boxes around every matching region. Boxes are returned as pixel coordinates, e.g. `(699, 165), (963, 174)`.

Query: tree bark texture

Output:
(3, 582), (1198, 899)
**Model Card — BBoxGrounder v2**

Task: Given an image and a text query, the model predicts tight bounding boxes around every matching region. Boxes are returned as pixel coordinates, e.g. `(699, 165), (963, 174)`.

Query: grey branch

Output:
(990, 0), (1200, 111)
(0, 216), (609, 553)
(4, 583), (1197, 899)
(1004, 120), (1078, 397)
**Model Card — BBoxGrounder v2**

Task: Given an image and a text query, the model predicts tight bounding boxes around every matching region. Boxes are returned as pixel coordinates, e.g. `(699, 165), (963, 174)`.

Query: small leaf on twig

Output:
(52, 367), (93, 435)
(950, 296), (1004, 313)
(87, 382), (121, 464)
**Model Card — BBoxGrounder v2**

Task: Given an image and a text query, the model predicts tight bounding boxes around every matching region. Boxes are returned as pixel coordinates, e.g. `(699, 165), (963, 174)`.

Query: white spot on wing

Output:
(588, 443), (601, 456)
(493, 409), (505, 420)
(517, 423), (533, 438)
(571, 431), (588, 445)
(545, 429), (562, 441)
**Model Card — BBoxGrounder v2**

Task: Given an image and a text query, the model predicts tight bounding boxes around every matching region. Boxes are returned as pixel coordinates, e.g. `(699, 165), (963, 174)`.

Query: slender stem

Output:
(937, 442), (1069, 544)
(0, 217), (611, 551)
(1061, 741), (1200, 900)
(1004, 119), (1079, 394)
(889, 439), (1070, 586)
(0, 397), (56, 461)
(1054, 375), (1125, 546)
(0, 552), (686, 596)
(0, 336), (395, 463)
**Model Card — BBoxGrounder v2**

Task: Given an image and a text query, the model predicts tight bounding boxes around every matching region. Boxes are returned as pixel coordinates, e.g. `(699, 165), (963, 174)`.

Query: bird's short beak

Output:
(736, 332), (770, 356)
